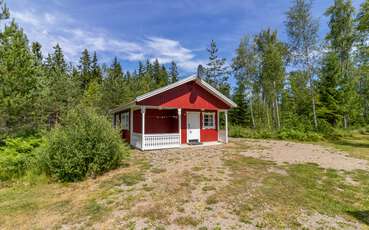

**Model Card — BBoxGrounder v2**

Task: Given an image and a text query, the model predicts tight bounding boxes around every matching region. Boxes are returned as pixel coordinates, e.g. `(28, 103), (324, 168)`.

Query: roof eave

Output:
(109, 101), (136, 114)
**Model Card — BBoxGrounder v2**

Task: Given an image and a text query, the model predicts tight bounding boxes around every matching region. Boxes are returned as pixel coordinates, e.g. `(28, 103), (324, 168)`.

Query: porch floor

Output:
(179, 141), (223, 148)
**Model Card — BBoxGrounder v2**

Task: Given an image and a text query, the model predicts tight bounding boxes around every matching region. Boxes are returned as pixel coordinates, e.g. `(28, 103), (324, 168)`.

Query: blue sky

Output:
(7, 0), (364, 77)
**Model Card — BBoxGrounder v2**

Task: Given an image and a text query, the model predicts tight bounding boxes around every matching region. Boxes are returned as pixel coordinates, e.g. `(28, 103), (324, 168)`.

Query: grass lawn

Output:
(0, 137), (369, 229)
(325, 131), (369, 161)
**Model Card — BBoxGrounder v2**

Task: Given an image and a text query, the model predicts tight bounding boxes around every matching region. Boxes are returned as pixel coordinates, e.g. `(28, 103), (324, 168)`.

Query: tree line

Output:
(1, 0), (369, 138)
(229, 0), (369, 133)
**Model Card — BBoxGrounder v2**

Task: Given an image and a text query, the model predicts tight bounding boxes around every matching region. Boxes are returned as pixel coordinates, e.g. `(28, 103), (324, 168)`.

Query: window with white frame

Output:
(121, 112), (129, 130)
(203, 112), (215, 129)
(114, 113), (120, 128)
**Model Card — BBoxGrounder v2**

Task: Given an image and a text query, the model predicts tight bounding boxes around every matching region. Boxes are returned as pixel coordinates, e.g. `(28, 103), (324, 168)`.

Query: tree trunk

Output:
(312, 94), (318, 129)
(273, 81), (280, 130)
(250, 97), (256, 129)
(344, 114), (349, 129)
(275, 97), (280, 129)
(306, 53), (318, 130)
(265, 99), (271, 129)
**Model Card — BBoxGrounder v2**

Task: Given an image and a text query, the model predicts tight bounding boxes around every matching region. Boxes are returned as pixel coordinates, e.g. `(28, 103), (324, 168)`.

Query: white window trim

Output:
(202, 112), (215, 129)
(121, 112), (129, 130)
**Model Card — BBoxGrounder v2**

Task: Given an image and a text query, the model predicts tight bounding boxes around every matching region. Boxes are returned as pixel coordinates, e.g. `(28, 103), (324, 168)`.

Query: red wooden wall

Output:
(133, 109), (179, 134)
(180, 110), (218, 144)
(137, 81), (230, 110)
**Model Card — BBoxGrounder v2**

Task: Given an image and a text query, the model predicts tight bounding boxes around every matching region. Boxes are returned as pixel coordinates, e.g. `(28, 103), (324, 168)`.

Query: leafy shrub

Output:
(0, 137), (42, 181)
(41, 106), (129, 182)
(229, 125), (243, 138)
(229, 126), (323, 142)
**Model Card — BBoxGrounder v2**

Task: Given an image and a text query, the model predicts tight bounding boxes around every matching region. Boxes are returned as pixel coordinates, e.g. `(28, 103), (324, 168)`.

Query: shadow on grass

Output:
(333, 139), (369, 149)
(347, 210), (369, 225)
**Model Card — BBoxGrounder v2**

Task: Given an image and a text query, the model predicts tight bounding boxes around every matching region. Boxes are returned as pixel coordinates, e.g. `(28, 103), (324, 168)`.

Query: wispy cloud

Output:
(11, 10), (204, 71)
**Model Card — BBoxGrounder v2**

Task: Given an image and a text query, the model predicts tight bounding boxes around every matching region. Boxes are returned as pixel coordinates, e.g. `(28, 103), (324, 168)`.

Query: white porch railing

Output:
(218, 130), (227, 143)
(132, 132), (142, 149)
(132, 132), (181, 150)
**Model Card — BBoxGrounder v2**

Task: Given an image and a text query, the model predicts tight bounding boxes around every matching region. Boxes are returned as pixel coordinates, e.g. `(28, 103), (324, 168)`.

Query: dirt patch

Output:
(2, 139), (368, 229)
(236, 139), (369, 171)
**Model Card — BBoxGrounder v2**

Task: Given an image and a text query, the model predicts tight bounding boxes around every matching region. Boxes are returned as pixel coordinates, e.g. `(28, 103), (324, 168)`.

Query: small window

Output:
(203, 112), (215, 129)
(121, 112), (129, 130)
(114, 113), (120, 128)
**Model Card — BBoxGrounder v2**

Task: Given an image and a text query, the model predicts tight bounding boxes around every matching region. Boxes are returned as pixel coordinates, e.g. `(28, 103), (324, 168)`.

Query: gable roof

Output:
(111, 75), (237, 113)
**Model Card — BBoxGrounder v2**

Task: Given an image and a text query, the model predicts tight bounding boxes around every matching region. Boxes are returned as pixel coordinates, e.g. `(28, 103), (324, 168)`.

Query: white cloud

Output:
(11, 10), (203, 71)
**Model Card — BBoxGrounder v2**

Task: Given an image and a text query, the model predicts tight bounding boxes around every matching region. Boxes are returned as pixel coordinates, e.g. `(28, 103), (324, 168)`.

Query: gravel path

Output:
(235, 138), (369, 171)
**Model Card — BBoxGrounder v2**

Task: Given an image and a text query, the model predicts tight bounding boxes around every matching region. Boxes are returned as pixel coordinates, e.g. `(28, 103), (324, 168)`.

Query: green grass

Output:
(326, 132), (369, 161)
(221, 154), (369, 228)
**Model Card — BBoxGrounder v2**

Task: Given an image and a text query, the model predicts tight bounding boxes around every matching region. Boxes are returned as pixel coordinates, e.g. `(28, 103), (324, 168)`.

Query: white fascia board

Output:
(197, 79), (237, 108)
(111, 75), (237, 113)
(110, 101), (136, 113)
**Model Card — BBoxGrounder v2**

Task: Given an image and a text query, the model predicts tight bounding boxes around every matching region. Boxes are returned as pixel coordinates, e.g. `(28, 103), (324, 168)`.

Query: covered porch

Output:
(113, 106), (229, 150)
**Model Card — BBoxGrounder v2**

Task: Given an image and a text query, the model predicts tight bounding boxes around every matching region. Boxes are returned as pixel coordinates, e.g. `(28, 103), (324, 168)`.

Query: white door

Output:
(187, 112), (200, 142)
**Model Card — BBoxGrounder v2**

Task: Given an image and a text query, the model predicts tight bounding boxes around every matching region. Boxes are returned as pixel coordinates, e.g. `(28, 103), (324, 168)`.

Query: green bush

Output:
(0, 137), (42, 181)
(41, 106), (129, 182)
(229, 126), (323, 142)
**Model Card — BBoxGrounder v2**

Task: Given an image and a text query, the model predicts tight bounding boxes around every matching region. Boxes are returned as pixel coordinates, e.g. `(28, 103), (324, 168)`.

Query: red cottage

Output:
(111, 75), (237, 150)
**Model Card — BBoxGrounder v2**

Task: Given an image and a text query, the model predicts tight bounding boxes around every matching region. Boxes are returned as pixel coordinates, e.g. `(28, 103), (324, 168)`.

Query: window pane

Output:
(204, 113), (214, 128)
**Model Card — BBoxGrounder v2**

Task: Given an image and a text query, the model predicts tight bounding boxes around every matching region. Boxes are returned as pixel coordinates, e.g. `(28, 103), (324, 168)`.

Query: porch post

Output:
(178, 108), (182, 144)
(141, 106), (145, 150)
(225, 110), (228, 143)
(217, 111), (220, 141)
(130, 108), (133, 145)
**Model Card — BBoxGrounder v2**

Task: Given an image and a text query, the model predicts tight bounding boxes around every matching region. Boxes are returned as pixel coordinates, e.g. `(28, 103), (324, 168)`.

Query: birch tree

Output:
(285, 0), (319, 129)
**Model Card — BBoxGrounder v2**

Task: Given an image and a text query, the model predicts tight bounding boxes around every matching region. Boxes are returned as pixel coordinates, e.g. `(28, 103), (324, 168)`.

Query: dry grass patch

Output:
(174, 215), (201, 226)
(132, 202), (171, 223)
(217, 153), (369, 228)
(202, 185), (216, 192)
(0, 153), (150, 229)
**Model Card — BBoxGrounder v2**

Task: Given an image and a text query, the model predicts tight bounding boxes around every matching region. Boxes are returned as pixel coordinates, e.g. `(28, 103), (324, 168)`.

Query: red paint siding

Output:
(133, 109), (179, 134)
(181, 109), (218, 144)
(181, 110), (187, 144)
(200, 111), (218, 142)
(137, 81), (230, 110)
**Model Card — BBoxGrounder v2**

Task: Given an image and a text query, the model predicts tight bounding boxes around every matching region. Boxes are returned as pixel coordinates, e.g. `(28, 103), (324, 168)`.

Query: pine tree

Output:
(101, 57), (129, 113)
(0, 0), (9, 21)
(285, 0), (319, 129)
(169, 61), (179, 83)
(325, 0), (356, 128)
(91, 51), (102, 84)
(78, 49), (92, 90)
(42, 44), (80, 127)
(318, 52), (342, 126)
(138, 61), (145, 77)
(0, 21), (41, 135)
(160, 65), (169, 86)
(197, 64), (206, 78)
(205, 40), (230, 96)
(356, 0), (369, 122)
(31, 42), (43, 63)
